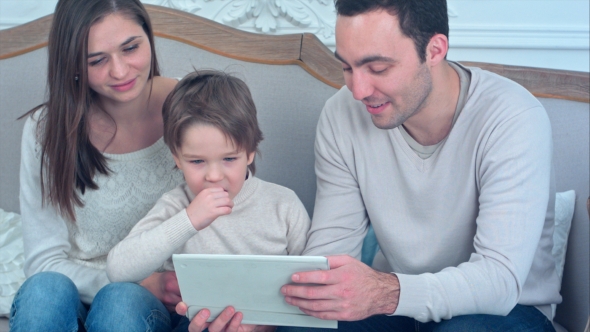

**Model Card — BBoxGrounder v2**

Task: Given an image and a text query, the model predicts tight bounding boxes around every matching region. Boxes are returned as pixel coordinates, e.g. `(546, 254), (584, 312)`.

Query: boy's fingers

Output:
(188, 309), (211, 332)
(207, 306), (236, 332)
(226, 312), (244, 332)
(176, 302), (188, 315)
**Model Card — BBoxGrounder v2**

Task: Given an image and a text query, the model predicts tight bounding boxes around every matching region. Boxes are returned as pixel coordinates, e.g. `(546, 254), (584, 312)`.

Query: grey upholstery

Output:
(0, 48), (47, 215)
(541, 98), (590, 332)
(0, 39), (588, 331)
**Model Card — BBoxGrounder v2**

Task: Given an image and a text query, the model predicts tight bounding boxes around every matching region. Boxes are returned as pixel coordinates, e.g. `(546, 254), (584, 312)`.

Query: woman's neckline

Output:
(103, 136), (167, 161)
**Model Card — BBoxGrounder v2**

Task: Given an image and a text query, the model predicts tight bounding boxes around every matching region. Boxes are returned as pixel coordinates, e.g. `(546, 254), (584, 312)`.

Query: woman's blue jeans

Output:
(9, 271), (172, 332)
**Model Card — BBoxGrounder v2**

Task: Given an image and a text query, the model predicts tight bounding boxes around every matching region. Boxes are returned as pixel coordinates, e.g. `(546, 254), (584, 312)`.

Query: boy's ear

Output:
(172, 153), (183, 170)
(246, 151), (255, 165)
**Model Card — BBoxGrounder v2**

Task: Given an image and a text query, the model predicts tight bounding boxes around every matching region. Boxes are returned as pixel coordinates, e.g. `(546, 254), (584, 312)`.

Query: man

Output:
(279, 0), (561, 330)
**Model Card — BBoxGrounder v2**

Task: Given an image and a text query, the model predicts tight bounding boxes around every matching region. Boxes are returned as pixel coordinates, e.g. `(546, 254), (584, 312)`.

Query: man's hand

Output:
(186, 187), (233, 231)
(141, 271), (181, 311)
(176, 302), (276, 332)
(280, 255), (400, 321)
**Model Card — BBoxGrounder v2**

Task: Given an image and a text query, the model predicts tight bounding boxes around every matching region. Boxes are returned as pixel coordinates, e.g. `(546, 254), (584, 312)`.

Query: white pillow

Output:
(0, 209), (26, 317)
(551, 190), (576, 318)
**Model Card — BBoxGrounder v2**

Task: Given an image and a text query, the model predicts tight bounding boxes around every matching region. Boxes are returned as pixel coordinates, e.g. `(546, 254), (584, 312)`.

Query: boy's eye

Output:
(190, 160), (204, 164)
(224, 157), (237, 162)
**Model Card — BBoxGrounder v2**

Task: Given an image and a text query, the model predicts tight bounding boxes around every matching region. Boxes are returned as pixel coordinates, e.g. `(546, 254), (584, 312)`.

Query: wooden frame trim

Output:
(0, 5), (343, 89)
(0, 15), (52, 59)
(0, 5), (588, 102)
(459, 62), (590, 103)
(144, 6), (340, 89)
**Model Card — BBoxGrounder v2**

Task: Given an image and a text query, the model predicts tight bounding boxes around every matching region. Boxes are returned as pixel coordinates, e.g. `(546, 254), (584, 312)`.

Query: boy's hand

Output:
(176, 302), (276, 332)
(186, 187), (233, 230)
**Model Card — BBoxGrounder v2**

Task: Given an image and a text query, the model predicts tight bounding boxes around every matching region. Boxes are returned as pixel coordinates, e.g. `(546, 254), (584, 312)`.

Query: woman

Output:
(9, 0), (183, 330)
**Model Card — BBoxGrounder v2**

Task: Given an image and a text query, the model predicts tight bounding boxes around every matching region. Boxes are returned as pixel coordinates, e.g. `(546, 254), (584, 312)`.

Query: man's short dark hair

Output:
(335, 0), (449, 62)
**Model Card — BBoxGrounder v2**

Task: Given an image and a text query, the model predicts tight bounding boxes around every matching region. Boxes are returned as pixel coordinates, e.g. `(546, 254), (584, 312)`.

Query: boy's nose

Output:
(205, 165), (223, 182)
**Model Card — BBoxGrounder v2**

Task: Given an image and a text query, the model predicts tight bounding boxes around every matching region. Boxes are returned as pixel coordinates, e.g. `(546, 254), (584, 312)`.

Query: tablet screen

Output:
(173, 254), (337, 328)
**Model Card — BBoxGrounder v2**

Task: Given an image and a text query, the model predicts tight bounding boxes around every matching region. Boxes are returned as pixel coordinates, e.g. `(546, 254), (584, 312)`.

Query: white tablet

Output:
(173, 254), (337, 329)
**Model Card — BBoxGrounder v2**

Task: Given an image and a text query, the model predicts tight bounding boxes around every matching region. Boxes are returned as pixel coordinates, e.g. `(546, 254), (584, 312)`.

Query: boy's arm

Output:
(285, 193), (312, 256)
(106, 187), (198, 282)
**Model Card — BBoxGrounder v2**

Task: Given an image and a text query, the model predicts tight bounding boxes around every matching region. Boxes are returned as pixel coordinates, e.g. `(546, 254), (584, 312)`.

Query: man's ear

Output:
(426, 33), (449, 66)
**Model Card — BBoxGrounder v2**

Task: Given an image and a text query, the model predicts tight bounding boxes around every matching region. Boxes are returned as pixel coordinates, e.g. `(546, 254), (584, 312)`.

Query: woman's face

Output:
(86, 13), (152, 106)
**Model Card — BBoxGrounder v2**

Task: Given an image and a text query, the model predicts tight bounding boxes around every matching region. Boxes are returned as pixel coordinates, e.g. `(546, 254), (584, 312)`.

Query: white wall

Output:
(446, 0), (589, 72)
(0, 0), (588, 72)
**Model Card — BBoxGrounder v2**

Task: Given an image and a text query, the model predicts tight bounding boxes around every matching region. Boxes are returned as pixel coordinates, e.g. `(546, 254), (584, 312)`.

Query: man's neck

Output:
(402, 61), (461, 146)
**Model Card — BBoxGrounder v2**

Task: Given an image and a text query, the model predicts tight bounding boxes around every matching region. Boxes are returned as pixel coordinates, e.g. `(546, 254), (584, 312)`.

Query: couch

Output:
(0, 5), (588, 331)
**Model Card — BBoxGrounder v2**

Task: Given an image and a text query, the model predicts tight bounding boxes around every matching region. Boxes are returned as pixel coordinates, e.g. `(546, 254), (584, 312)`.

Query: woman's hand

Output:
(176, 302), (276, 332)
(141, 271), (182, 311)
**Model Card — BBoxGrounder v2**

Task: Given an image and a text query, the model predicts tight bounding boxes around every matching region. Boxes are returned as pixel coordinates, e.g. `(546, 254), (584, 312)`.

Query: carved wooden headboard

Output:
(1, 5), (587, 102)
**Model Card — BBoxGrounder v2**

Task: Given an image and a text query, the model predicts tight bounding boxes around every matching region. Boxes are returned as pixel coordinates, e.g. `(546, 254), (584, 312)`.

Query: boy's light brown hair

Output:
(162, 70), (264, 174)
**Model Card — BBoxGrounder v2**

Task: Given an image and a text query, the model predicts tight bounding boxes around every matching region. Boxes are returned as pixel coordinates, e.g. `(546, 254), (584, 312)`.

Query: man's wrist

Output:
(373, 271), (400, 315)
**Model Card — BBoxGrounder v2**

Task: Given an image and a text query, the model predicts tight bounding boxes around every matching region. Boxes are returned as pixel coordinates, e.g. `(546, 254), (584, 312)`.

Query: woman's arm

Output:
(19, 115), (110, 304)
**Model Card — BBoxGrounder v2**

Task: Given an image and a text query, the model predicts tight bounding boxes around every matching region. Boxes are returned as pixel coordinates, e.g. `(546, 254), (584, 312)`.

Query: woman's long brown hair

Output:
(22, 0), (161, 221)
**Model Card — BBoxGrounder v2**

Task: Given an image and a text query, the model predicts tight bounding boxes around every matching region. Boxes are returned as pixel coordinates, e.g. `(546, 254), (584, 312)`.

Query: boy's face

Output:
(173, 124), (255, 200)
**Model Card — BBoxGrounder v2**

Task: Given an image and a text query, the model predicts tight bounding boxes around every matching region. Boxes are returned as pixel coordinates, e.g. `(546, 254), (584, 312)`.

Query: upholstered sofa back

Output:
(0, 48), (47, 214)
(539, 97), (589, 331)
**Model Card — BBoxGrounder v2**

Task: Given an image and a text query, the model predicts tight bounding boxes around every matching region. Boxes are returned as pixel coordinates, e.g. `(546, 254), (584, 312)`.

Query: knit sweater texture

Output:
(304, 62), (561, 322)
(19, 111), (184, 303)
(107, 176), (311, 283)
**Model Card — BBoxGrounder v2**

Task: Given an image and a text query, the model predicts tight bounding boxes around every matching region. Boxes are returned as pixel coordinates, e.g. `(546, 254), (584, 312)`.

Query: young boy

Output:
(106, 70), (310, 293)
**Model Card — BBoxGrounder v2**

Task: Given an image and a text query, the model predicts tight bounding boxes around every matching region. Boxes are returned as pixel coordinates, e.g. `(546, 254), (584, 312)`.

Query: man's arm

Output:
(285, 97), (401, 321)
(304, 101), (369, 258)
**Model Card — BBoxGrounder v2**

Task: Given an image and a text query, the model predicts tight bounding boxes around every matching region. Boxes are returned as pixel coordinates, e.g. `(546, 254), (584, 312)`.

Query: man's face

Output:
(335, 10), (433, 130)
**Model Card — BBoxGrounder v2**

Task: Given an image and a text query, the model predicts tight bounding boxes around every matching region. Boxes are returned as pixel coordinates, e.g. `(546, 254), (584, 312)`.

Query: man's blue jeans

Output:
(10, 271), (172, 332)
(276, 304), (556, 332)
